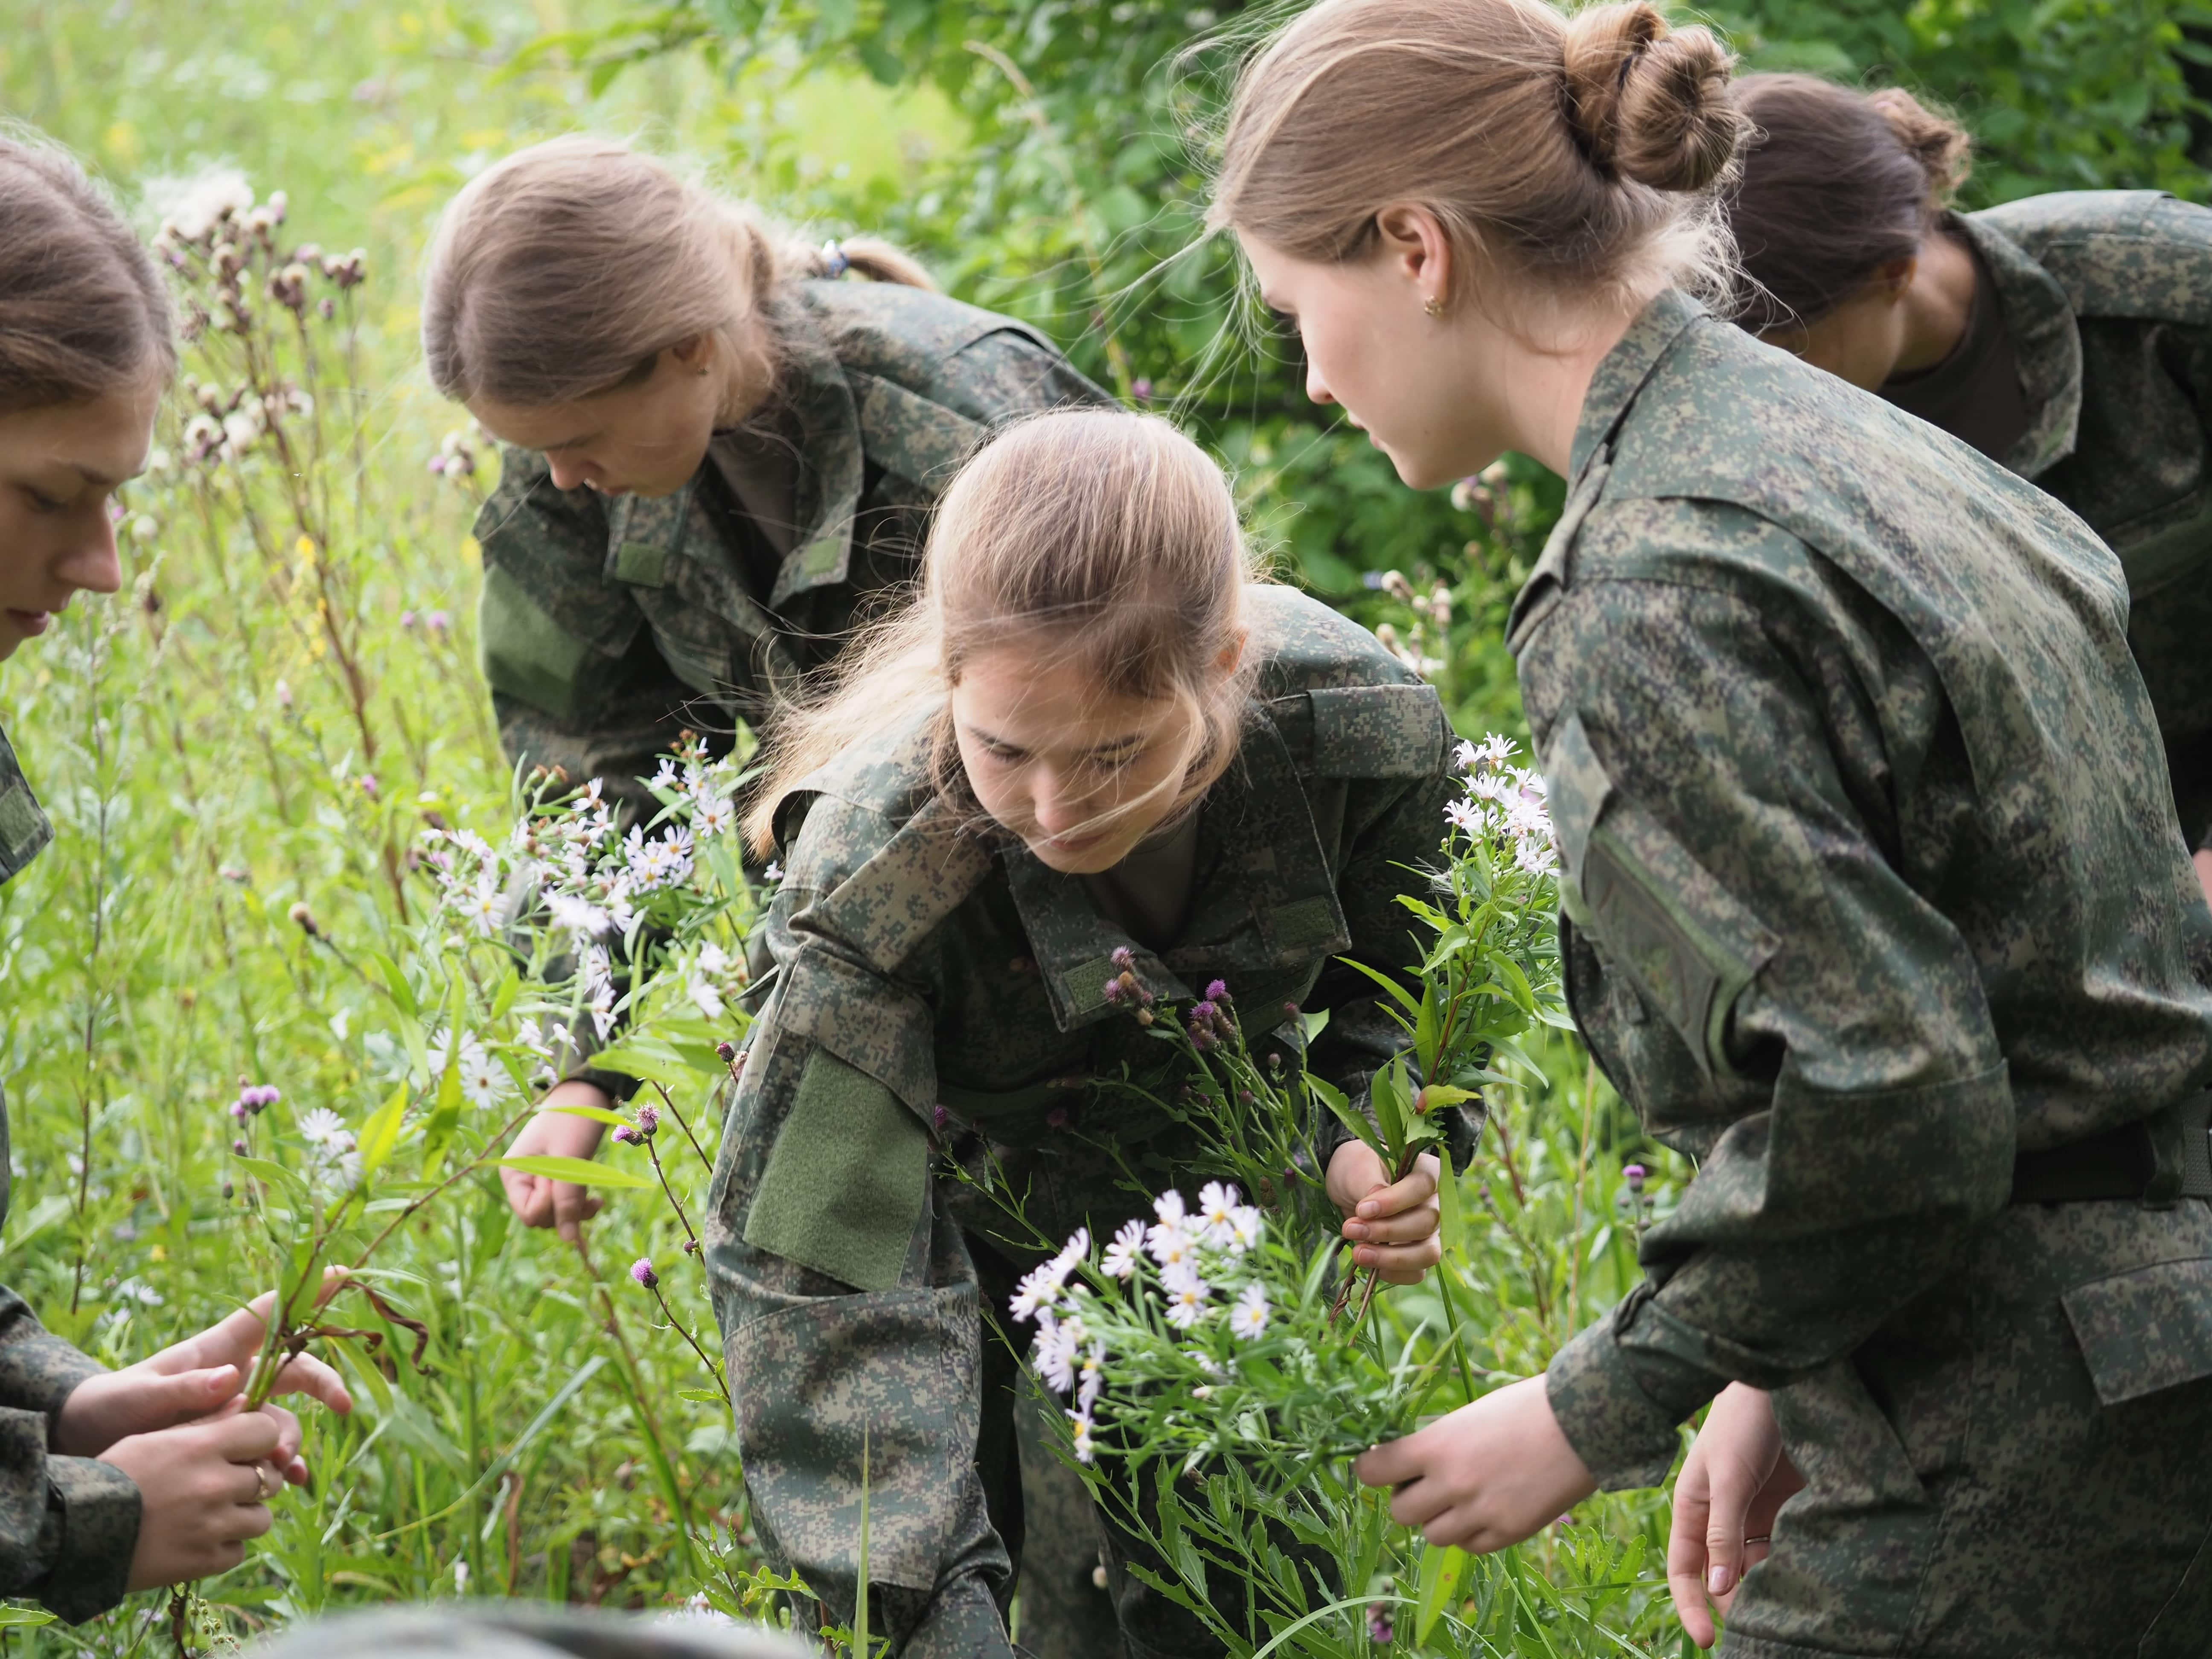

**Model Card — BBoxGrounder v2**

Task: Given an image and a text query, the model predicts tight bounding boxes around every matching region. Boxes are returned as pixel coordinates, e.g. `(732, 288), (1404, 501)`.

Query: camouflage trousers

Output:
(1726, 1196), (2212, 1659)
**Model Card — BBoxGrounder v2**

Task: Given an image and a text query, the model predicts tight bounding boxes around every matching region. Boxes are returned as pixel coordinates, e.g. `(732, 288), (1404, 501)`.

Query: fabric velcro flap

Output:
(1546, 710), (1779, 1080)
(726, 1281), (977, 1590)
(1307, 684), (1447, 777)
(771, 946), (937, 1114)
(855, 372), (987, 488)
(742, 1047), (931, 1294)
(477, 565), (595, 722)
(611, 540), (669, 589)
(2063, 1254), (2212, 1406)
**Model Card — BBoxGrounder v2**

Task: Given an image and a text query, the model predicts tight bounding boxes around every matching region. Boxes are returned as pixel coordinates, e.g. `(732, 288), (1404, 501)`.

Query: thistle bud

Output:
(629, 1258), (658, 1291)
(288, 900), (320, 938)
(716, 1041), (737, 1064)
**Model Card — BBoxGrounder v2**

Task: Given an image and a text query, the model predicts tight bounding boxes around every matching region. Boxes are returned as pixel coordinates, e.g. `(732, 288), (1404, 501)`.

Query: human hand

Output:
(1666, 1383), (1802, 1647)
(2193, 850), (2212, 911)
(1353, 1374), (1597, 1552)
(1325, 1141), (1441, 1284)
(55, 1284), (353, 1479)
(499, 1081), (611, 1239)
(99, 1398), (288, 1590)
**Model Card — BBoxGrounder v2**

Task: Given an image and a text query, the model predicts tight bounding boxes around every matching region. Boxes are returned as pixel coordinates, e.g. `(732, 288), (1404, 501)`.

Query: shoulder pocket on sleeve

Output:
(1308, 684), (1447, 777)
(742, 1046), (931, 1293)
(1548, 711), (1778, 1083)
(478, 565), (594, 722)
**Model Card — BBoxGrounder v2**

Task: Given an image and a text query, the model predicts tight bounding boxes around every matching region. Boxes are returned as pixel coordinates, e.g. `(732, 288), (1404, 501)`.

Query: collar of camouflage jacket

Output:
(1003, 702), (1352, 1034)
(1954, 210), (2084, 480)
(1567, 286), (1705, 490)
(0, 722), (51, 886)
(597, 291), (866, 613)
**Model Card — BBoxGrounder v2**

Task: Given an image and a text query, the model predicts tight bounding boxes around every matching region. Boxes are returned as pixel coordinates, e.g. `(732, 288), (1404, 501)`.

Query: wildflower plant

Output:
(984, 734), (1582, 1656)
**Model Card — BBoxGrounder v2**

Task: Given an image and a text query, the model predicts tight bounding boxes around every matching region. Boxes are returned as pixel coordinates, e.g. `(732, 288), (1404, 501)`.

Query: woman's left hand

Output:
(1324, 1141), (1441, 1284)
(1354, 1376), (1598, 1553)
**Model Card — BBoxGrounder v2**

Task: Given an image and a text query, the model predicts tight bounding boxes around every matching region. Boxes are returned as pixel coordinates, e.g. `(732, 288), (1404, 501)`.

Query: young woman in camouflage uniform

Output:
(702, 407), (1452, 1657)
(0, 131), (351, 1625)
(1217, 2), (2212, 1656)
(1726, 76), (2212, 899)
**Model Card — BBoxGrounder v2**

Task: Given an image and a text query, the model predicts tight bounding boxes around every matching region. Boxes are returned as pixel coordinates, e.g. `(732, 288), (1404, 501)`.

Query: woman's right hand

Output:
(99, 1398), (285, 1590)
(1665, 1382), (1805, 1648)
(498, 1081), (612, 1239)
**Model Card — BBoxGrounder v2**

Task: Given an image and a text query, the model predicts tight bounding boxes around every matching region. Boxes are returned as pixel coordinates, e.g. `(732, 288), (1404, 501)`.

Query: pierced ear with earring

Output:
(1423, 295), (1445, 319)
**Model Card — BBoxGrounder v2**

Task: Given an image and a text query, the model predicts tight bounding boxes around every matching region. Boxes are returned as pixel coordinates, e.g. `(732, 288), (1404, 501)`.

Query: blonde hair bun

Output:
(1561, 2), (1746, 194)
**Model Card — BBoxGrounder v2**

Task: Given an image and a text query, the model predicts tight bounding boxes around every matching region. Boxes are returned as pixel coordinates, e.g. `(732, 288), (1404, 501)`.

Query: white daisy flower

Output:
(1077, 1342), (1105, 1412)
(1162, 1263), (1211, 1330)
(693, 795), (736, 839)
(547, 892), (611, 940)
(1010, 1264), (1063, 1322)
(1146, 1222), (1196, 1272)
(1153, 1190), (1189, 1228)
(1036, 1319), (1079, 1395)
(1196, 1182), (1241, 1245)
(1474, 733), (1514, 768)
(459, 1049), (511, 1109)
(687, 976), (726, 1021)
(461, 877), (503, 936)
(297, 1107), (349, 1148)
(1453, 738), (1481, 773)
(1444, 797), (1484, 836)
(698, 941), (732, 976)
(1223, 1205), (1263, 1255)
(649, 757), (678, 790)
(1228, 1284), (1270, 1342)
(1068, 1410), (1096, 1465)
(1101, 1220), (1145, 1279)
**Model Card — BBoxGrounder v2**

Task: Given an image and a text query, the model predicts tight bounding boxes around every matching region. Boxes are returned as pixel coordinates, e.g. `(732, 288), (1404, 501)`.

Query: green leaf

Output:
(0, 1604), (56, 1628)
(1311, 1077), (1382, 1160)
(1415, 1542), (1469, 1643)
(1437, 1156), (1466, 1254)
(233, 1156), (310, 1200)
(372, 952), (418, 1020)
(677, 1387), (724, 1404)
(489, 965), (521, 1022)
(357, 1082), (409, 1178)
(496, 1155), (654, 1190)
(1371, 1055), (1411, 1150)
(1333, 956), (1421, 1018)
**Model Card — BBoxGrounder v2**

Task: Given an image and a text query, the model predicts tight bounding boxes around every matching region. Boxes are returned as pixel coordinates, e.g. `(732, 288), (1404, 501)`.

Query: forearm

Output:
(1548, 1058), (2013, 1488)
(0, 1407), (137, 1623)
(0, 1284), (104, 1422)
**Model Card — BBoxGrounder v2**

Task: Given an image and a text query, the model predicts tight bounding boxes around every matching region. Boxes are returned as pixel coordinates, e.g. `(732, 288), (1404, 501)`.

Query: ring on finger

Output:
(255, 1462), (281, 1499)
(1743, 1533), (1771, 1546)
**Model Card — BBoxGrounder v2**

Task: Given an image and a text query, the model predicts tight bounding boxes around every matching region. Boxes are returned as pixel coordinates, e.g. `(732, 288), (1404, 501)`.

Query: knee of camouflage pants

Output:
(245, 1607), (812, 1659)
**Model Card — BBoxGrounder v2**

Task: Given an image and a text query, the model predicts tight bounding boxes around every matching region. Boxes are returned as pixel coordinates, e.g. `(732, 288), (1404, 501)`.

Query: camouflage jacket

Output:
(0, 725), (138, 1621)
(702, 587), (1454, 1653)
(473, 279), (1112, 824)
(1514, 289), (2212, 1490)
(1944, 193), (2212, 844)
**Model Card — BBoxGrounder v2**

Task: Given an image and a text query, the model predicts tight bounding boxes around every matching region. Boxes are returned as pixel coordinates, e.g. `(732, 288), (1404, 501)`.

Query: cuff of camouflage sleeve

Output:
(0, 1333), (106, 1427)
(1545, 1310), (1694, 1492)
(38, 1455), (138, 1624)
(560, 1064), (642, 1104)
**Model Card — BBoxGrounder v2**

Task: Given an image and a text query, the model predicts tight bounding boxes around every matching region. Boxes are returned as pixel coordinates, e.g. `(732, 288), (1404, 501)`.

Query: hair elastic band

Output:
(819, 239), (851, 278)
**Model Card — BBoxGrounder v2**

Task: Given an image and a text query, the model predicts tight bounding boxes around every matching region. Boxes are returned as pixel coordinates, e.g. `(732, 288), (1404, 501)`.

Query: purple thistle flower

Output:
(933, 1104), (950, 1134)
(230, 1099), (250, 1121)
(1110, 946), (1135, 972)
(612, 1124), (640, 1146)
(1367, 1604), (1394, 1645)
(1283, 1001), (1301, 1023)
(1191, 1000), (1219, 1031)
(1623, 1162), (1647, 1193)
(1103, 977), (1124, 1004)
(630, 1257), (658, 1290)
(634, 1103), (661, 1138)
(1205, 979), (1230, 1004)
(231, 1138), (249, 1156)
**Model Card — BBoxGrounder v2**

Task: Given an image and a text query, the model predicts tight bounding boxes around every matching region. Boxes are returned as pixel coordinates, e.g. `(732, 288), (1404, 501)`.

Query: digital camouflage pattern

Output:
(1953, 192), (2212, 845)
(0, 724), (139, 1623)
(1514, 289), (2212, 1654)
(702, 586), (1455, 1656)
